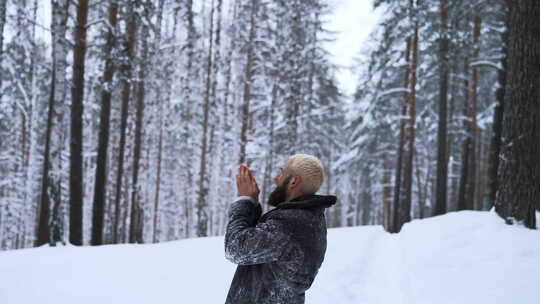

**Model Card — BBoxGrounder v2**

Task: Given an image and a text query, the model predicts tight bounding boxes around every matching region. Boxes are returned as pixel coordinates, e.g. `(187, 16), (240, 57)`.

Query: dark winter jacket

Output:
(224, 194), (337, 304)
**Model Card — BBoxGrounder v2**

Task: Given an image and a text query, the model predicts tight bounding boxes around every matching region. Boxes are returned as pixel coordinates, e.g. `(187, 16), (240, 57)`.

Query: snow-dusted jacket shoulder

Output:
(224, 194), (337, 304)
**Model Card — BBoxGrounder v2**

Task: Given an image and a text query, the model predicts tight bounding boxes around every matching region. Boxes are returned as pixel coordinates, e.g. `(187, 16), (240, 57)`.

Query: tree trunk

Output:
(467, 16), (481, 210)
(495, 0), (539, 229)
(113, 7), (137, 243)
(36, 58), (55, 247)
(398, 7), (418, 232)
(69, 0), (89, 246)
(238, 0), (257, 165)
(181, 0), (196, 238)
(362, 167), (372, 225)
(457, 57), (470, 212)
(195, 0), (217, 237)
(91, 0), (118, 246)
(457, 16), (481, 211)
(382, 157), (392, 231)
(129, 23), (148, 244)
(391, 36), (411, 233)
(434, 0), (449, 216)
(152, 0), (166, 243)
(36, 0), (69, 247)
(485, 16), (507, 211)
(0, 0), (6, 101)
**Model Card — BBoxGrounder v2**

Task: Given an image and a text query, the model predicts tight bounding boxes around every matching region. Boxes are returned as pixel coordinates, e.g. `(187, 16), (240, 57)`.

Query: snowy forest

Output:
(0, 0), (538, 251)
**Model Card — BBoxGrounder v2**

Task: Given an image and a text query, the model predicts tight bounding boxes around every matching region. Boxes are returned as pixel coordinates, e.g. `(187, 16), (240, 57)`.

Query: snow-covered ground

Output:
(1, 211), (539, 304)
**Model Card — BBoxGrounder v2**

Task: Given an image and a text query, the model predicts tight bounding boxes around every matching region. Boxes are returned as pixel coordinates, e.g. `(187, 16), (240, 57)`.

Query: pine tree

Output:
(433, 0), (449, 216)
(69, 0), (90, 246)
(495, 0), (539, 229)
(113, 2), (137, 243)
(92, 0), (118, 246)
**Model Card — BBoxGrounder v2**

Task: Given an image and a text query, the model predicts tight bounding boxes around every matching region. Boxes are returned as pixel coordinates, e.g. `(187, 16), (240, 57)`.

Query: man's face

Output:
(267, 160), (293, 207)
(267, 174), (292, 207)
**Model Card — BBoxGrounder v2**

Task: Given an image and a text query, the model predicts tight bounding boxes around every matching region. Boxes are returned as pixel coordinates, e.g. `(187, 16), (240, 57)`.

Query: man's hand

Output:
(236, 165), (260, 202)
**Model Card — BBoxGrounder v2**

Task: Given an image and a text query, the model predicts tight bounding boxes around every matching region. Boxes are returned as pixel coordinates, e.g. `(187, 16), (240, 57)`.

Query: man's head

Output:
(267, 154), (325, 206)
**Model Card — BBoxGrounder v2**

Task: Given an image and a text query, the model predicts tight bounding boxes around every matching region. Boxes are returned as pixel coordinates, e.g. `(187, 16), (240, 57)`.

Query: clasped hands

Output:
(236, 165), (260, 202)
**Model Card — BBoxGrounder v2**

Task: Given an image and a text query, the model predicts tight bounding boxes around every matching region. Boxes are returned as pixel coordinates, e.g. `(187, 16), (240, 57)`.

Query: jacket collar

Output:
(276, 194), (337, 210)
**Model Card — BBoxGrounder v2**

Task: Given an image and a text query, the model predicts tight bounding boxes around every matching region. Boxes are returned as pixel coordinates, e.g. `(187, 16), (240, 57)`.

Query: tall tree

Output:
(152, 0), (166, 244)
(0, 0), (6, 101)
(69, 0), (90, 246)
(113, 4), (137, 243)
(36, 0), (70, 246)
(457, 15), (481, 211)
(399, 13), (418, 231)
(91, 0), (118, 246)
(180, 0), (198, 238)
(485, 3), (507, 211)
(130, 21), (148, 244)
(238, 0), (258, 165)
(433, 0), (449, 216)
(392, 36), (411, 233)
(196, 0), (217, 237)
(495, 0), (539, 229)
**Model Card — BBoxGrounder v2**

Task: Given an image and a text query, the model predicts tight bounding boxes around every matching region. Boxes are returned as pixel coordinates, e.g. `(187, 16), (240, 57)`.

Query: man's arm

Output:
(224, 199), (293, 265)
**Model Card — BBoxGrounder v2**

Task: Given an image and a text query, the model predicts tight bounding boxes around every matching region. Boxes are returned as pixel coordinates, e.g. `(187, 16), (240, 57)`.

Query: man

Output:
(224, 154), (337, 304)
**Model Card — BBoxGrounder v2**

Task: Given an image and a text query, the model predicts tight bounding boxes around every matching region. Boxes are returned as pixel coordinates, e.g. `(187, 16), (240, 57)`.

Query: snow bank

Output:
(0, 211), (538, 304)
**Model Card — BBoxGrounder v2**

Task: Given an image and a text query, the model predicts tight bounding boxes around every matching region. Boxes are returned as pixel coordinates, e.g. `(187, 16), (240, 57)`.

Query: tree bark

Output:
(69, 0), (89, 246)
(0, 0), (6, 101)
(113, 6), (137, 243)
(196, 0), (219, 237)
(495, 0), (539, 229)
(36, 0), (69, 247)
(238, 0), (257, 165)
(129, 18), (148, 245)
(467, 16), (481, 210)
(434, 0), (449, 216)
(36, 57), (55, 247)
(457, 16), (481, 211)
(398, 4), (418, 232)
(152, 0), (166, 244)
(485, 11), (507, 211)
(91, 0), (118, 246)
(391, 36), (411, 233)
(382, 157), (392, 231)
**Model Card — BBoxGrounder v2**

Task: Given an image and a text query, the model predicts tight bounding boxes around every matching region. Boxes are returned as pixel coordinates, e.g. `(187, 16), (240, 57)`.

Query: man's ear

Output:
(289, 176), (301, 189)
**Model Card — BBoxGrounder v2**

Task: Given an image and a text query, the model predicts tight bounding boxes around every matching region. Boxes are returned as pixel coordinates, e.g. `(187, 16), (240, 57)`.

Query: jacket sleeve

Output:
(224, 199), (294, 265)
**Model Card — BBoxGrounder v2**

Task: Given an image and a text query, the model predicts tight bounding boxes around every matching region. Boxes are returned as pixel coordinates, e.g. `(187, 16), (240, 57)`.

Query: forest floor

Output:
(0, 211), (538, 304)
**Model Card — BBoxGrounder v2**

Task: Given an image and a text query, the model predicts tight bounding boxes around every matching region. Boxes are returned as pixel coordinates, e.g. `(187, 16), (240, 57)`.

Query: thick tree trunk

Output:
(434, 0), (449, 216)
(495, 0), (539, 229)
(69, 0), (89, 246)
(91, 0), (118, 246)
(113, 8), (137, 243)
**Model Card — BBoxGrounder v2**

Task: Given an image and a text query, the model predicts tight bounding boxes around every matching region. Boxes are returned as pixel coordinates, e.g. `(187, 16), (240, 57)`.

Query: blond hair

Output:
(288, 154), (325, 195)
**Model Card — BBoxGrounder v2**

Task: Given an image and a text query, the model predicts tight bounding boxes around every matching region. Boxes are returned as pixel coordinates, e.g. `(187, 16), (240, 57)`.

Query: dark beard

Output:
(267, 175), (292, 207)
